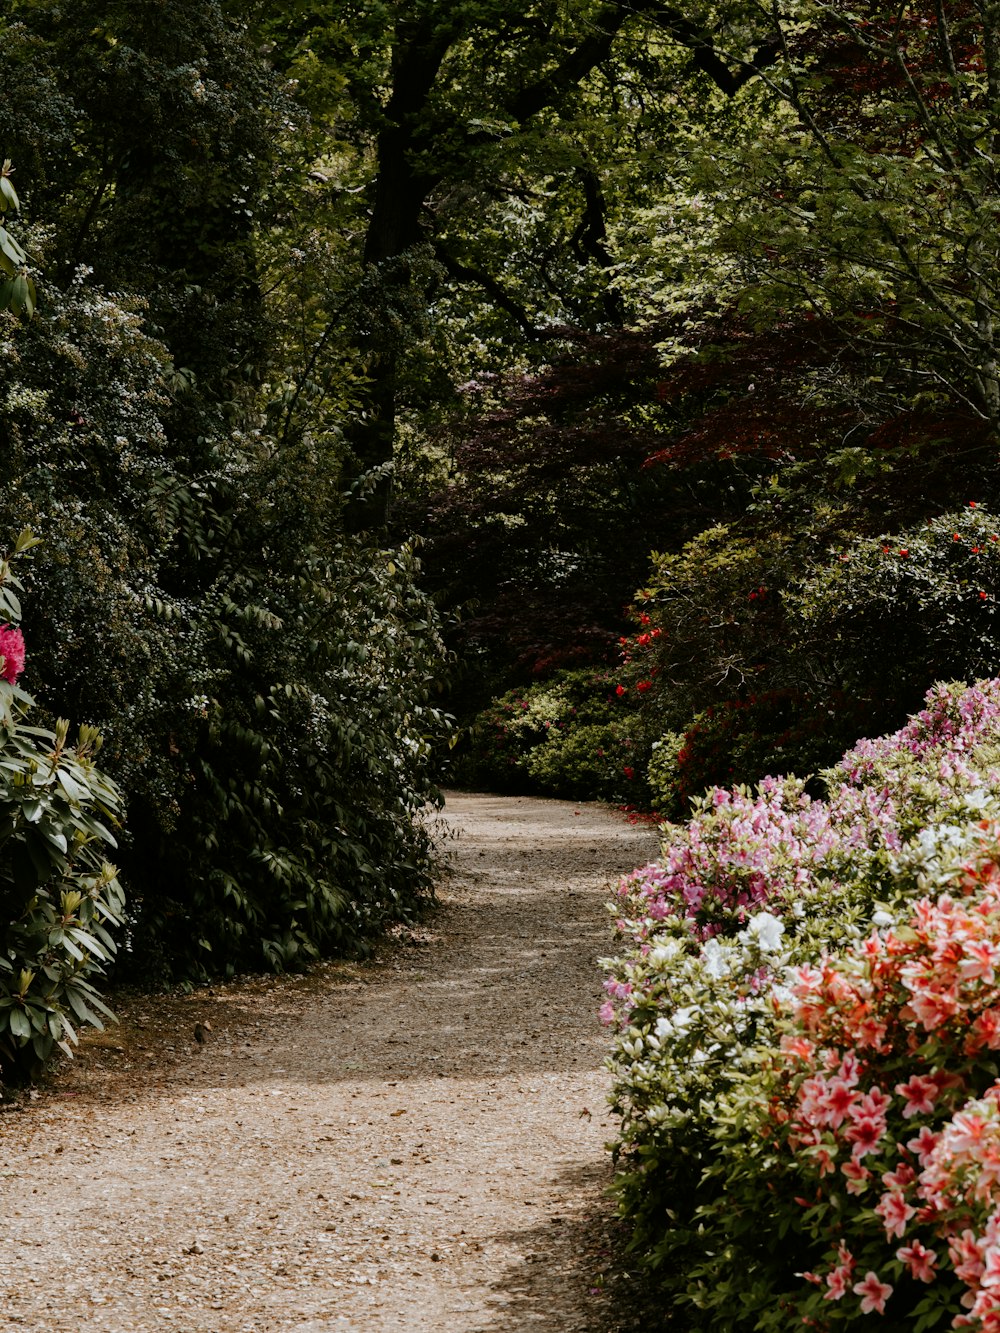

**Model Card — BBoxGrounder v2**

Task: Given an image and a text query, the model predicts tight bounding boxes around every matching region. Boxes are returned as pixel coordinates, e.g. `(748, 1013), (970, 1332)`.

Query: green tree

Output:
(254, 0), (782, 529)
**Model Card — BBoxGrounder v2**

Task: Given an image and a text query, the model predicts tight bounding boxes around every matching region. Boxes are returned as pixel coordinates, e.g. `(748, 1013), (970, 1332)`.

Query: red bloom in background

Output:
(0, 624), (25, 684)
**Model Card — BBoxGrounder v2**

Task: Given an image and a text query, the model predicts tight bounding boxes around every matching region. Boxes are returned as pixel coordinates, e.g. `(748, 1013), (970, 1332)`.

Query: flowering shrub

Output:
(604, 679), (1000, 1328)
(0, 535), (125, 1087)
(740, 838), (1000, 1328)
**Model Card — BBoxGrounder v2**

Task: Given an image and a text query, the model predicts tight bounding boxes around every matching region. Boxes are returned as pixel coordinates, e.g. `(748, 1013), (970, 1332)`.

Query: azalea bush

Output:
(735, 842), (1000, 1329)
(604, 679), (1000, 1329)
(0, 537), (125, 1086)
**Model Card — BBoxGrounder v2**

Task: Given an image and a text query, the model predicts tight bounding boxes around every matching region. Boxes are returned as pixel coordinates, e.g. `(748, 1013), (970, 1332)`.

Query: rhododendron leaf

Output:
(8, 1007), (29, 1039)
(41, 828), (68, 855)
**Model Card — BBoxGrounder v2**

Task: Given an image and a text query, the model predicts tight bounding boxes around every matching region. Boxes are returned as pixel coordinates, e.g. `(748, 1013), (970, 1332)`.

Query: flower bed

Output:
(603, 679), (1000, 1330)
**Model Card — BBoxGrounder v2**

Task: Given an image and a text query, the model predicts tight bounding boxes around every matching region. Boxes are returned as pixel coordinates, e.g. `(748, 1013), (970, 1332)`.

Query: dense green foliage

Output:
(456, 667), (652, 804)
(2, 0), (1000, 1113)
(0, 0), (452, 991)
(427, 3), (1000, 818)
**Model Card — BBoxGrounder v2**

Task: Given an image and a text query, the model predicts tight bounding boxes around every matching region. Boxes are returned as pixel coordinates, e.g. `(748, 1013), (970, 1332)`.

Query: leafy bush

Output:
(0, 539), (124, 1086)
(789, 504), (1000, 712)
(0, 258), (451, 984)
(455, 667), (651, 803)
(646, 689), (885, 821)
(129, 538), (452, 980)
(603, 679), (1000, 1329)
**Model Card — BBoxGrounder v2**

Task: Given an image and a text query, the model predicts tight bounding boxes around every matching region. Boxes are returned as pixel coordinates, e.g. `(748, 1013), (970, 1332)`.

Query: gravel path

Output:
(0, 792), (659, 1332)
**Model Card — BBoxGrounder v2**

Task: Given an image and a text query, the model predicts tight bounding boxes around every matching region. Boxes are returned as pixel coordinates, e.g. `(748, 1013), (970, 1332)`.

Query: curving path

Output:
(0, 792), (659, 1332)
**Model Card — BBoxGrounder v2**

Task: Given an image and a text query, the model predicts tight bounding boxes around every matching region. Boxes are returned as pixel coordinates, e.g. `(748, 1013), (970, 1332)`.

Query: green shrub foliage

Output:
(0, 6), (452, 982)
(456, 667), (651, 804)
(0, 540), (124, 1086)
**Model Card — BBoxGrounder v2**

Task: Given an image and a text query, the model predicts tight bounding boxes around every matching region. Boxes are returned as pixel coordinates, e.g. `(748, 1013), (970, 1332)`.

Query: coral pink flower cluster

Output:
(769, 840), (1000, 1325)
(0, 622), (25, 684)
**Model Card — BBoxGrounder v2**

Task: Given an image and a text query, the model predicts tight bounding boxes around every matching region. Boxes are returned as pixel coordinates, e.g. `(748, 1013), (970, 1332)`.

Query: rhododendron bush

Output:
(604, 680), (1000, 1330)
(0, 536), (125, 1088)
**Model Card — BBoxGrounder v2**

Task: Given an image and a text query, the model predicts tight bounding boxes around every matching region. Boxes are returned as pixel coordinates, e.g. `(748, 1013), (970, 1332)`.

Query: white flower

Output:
(701, 937), (731, 978)
(649, 939), (682, 966)
(747, 911), (785, 953)
(672, 1006), (697, 1035)
(963, 788), (992, 812)
(871, 910), (894, 928)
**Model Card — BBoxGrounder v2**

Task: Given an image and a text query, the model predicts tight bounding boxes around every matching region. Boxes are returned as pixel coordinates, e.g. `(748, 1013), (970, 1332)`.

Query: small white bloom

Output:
(964, 788), (992, 812)
(649, 939), (682, 966)
(747, 911), (785, 953)
(672, 1006), (697, 1034)
(701, 937), (731, 978)
(654, 1016), (674, 1040)
(871, 910), (894, 928)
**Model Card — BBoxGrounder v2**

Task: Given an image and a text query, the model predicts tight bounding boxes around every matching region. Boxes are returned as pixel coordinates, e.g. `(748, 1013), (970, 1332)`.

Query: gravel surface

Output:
(0, 791), (660, 1332)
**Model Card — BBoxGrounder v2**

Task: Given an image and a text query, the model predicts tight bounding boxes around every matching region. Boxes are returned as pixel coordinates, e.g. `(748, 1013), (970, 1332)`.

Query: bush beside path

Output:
(0, 792), (658, 1332)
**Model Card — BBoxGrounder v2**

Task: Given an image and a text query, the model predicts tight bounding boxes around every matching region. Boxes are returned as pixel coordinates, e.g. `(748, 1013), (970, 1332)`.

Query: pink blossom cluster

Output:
(0, 622), (25, 684)
(836, 679), (1000, 783)
(613, 775), (898, 944)
(768, 835), (1000, 1325)
(614, 680), (1000, 948)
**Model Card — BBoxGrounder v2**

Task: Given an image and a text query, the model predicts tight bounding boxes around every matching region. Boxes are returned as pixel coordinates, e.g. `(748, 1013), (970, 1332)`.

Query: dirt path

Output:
(0, 792), (659, 1332)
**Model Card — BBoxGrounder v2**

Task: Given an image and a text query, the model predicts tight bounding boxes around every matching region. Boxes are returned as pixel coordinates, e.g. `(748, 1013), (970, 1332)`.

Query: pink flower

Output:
(906, 1125), (940, 1165)
(841, 1159), (871, 1193)
(824, 1265), (851, 1300)
(875, 1189), (916, 1239)
(897, 1239), (937, 1282)
(896, 1073), (939, 1119)
(0, 623), (25, 684)
(853, 1270), (893, 1314)
(980, 1244), (1000, 1290)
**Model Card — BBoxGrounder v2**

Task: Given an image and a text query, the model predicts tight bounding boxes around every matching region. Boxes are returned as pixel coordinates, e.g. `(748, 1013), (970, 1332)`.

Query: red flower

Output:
(636, 680), (652, 693)
(622, 766), (635, 780)
(0, 624), (25, 684)
(615, 684), (627, 697)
